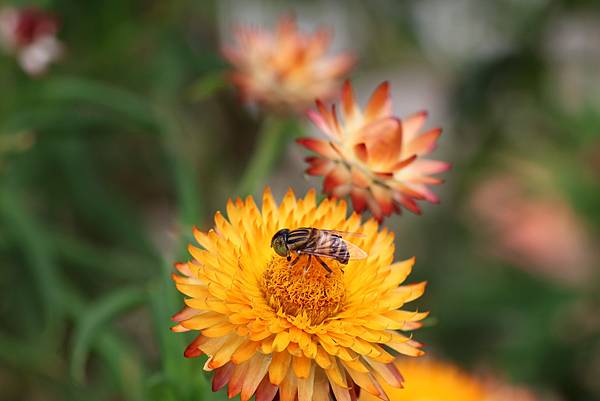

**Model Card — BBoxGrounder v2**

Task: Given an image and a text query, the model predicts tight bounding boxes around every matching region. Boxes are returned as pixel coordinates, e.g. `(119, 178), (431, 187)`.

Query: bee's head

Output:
(271, 228), (290, 258)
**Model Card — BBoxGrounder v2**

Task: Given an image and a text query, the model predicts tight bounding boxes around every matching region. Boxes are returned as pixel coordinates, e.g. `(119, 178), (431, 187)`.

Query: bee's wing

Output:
(318, 229), (365, 238)
(302, 236), (368, 260)
(342, 239), (368, 260)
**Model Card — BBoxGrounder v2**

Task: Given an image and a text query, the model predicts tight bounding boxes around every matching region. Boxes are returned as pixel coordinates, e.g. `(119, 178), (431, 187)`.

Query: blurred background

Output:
(1, 0), (599, 400)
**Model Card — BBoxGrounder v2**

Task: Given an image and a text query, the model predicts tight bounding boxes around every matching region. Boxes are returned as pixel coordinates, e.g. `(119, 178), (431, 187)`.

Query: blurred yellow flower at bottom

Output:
(359, 359), (486, 401)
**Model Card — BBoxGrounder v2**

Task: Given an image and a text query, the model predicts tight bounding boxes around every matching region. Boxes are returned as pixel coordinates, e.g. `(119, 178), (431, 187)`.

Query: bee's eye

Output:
(273, 240), (288, 257)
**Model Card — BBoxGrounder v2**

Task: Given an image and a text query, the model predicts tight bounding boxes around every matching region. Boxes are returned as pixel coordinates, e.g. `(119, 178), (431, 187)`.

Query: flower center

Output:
(262, 256), (346, 324)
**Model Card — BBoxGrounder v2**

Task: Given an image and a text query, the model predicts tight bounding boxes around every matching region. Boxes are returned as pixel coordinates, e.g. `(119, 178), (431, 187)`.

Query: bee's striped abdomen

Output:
(337, 241), (350, 264)
(329, 235), (350, 264)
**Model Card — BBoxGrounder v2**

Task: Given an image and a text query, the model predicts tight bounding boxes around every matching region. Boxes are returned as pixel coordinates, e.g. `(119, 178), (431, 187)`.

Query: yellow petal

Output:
(272, 331), (291, 352)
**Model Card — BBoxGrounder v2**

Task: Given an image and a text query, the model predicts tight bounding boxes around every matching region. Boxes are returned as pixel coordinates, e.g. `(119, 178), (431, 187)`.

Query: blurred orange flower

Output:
(298, 80), (450, 220)
(172, 187), (427, 401)
(359, 359), (542, 401)
(222, 16), (354, 112)
(358, 359), (487, 401)
(0, 6), (63, 75)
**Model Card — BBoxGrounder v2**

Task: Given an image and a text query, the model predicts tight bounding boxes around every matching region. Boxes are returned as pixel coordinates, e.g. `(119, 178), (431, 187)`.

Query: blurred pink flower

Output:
(0, 6), (63, 75)
(470, 172), (594, 285)
(484, 376), (540, 401)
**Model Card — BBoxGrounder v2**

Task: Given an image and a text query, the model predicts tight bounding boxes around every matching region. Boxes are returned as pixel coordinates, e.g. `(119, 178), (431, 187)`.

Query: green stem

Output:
(236, 115), (292, 197)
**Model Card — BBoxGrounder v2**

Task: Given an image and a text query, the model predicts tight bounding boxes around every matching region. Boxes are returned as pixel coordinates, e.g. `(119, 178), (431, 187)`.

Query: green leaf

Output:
(38, 76), (160, 132)
(70, 287), (146, 384)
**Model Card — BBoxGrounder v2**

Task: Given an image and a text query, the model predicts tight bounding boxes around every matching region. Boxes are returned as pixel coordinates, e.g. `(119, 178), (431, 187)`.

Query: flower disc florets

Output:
(263, 256), (345, 325)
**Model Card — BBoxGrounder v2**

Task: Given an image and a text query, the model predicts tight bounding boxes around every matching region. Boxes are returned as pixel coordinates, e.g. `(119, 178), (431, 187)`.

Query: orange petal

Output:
(402, 110), (428, 142)
(241, 355), (271, 401)
(279, 369), (299, 401)
(273, 331), (291, 352)
(184, 335), (205, 358)
(305, 28), (331, 60)
(269, 351), (291, 385)
(171, 306), (201, 322)
(359, 117), (403, 171)
(292, 355), (312, 379)
(321, 53), (355, 78)
(231, 340), (260, 364)
(366, 359), (404, 388)
(408, 158), (451, 175)
(389, 154), (417, 172)
(228, 362), (250, 398)
(297, 364), (315, 401)
(307, 109), (337, 140)
(323, 165), (351, 194)
(350, 188), (369, 213)
(405, 128), (442, 156)
(297, 138), (339, 159)
(342, 80), (359, 126)
(353, 143), (368, 163)
(364, 81), (391, 122)
(313, 368), (330, 401)
(371, 185), (394, 217)
(305, 157), (334, 176)
(209, 336), (246, 369)
(395, 194), (422, 215)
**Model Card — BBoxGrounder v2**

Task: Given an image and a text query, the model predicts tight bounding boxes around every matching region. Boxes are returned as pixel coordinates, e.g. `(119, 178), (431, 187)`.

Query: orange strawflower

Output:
(172, 187), (427, 401)
(298, 80), (450, 220)
(222, 16), (354, 112)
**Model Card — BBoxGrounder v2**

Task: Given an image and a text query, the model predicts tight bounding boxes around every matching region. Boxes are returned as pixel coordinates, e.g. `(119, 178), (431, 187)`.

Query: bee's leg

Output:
(290, 254), (301, 267)
(304, 254), (312, 273)
(315, 255), (333, 274)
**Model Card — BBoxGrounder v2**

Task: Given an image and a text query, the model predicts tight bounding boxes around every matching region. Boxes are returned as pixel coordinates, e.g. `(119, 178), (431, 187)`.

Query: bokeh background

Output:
(1, 0), (599, 400)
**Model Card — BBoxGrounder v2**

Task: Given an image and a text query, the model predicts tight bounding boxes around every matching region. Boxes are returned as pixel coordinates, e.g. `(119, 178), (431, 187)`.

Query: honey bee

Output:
(270, 227), (367, 273)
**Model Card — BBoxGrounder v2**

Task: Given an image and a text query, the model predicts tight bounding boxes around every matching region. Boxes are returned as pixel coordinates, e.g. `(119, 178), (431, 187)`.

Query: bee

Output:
(270, 227), (367, 273)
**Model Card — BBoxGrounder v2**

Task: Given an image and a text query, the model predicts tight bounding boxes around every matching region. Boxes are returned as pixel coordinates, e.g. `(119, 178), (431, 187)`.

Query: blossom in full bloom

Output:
(359, 359), (487, 401)
(172, 187), (427, 401)
(0, 6), (63, 76)
(222, 16), (354, 112)
(298, 80), (450, 221)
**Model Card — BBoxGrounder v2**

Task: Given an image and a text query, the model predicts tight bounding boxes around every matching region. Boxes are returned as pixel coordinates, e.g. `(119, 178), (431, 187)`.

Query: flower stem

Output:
(236, 115), (292, 197)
